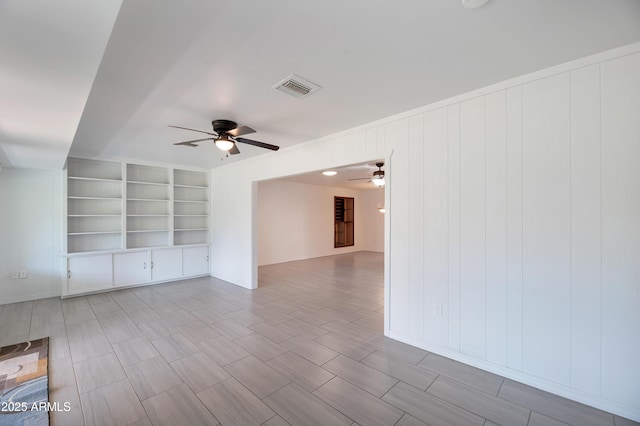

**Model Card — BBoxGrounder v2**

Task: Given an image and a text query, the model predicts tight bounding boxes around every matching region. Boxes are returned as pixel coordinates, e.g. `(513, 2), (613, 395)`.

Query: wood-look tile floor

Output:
(0, 251), (636, 426)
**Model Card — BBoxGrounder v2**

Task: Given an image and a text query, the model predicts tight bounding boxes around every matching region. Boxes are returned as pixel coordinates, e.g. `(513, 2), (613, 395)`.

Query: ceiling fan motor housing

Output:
(212, 119), (237, 134)
(374, 162), (384, 178)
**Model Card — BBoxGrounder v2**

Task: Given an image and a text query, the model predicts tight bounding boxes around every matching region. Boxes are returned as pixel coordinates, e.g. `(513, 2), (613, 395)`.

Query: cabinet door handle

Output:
(144, 262), (147, 269)
(151, 261), (154, 269)
(67, 270), (72, 279)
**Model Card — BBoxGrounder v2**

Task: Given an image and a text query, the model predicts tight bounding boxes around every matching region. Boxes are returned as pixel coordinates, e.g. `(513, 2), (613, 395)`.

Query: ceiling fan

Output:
(170, 119), (279, 155)
(349, 162), (385, 187)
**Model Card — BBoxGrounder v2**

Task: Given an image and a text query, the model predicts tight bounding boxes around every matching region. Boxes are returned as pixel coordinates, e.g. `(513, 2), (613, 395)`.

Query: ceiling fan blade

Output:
(229, 143), (240, 155)
(235, 137), (280, 151)
(175, 137), (214, 145)
(348, 177), (373, 181)
(227, 126), (256, 137)
(168, 125), (217, 136)
(174, 137), (215, 147)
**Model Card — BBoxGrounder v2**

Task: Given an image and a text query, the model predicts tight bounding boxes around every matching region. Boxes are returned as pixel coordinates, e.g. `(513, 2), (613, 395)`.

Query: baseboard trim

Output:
(60, 274), (210, 298)
(0, 291), (61, 305)
(385, 329), (640, 422)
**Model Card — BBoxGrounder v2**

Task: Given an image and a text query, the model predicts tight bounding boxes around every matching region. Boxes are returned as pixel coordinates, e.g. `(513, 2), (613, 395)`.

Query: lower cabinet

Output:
(66, 254), (113, 295)
(151, 248), (183, 281)
(183, 246), (209, 276)
(113, 251), (150, 286)
(64, 245), (209, 296)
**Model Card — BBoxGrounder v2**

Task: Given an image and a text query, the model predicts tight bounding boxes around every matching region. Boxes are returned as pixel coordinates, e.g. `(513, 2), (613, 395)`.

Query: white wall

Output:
(0, 168), (63, 303)
(210, 43), (640, 420)
(360, 188), (384, 252)
(257, 180), (367, 266)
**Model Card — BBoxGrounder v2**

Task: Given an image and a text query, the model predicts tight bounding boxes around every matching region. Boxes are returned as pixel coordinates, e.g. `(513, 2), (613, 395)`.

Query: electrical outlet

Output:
(433, 303), (443, 317)
(19, 271), (27, 279)
(11, 271), (19, 279)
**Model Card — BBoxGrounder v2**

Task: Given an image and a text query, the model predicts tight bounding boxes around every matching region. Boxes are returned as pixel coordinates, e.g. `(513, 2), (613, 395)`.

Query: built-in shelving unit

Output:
(126, 164), (170, 249)
(173, 169), (209, 245)
(66, 158), (209, 253)
(67, 158), (123, 253)
(64, 158), (211, 297)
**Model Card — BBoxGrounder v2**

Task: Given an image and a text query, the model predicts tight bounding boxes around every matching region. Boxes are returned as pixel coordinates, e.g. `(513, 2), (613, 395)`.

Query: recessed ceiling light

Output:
(462, 0), (489, 9)
(322, 171), (337, 176)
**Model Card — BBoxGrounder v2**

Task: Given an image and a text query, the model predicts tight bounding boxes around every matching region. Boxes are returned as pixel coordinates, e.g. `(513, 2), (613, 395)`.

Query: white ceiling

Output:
(0, 0), (122, 169)
(2, 0), (640, 170)
(279, 160), (386, 191)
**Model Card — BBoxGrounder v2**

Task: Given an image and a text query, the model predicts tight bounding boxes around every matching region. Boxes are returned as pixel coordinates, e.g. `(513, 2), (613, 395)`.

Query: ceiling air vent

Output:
(272, 74), (321, 98)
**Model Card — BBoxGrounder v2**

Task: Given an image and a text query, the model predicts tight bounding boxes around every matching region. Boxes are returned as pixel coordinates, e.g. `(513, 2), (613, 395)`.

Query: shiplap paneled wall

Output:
(386, 52), (640, 418)
(600, 53), (640, 408)
(210, 45), (640, 420)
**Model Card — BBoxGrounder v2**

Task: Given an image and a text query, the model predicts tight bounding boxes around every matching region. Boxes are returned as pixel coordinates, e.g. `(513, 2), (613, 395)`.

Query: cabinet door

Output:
(113, 251), (150, 286)
(151, 248), (183, 281)
(67, 255), (113, 295)
(182, 246), (209, 276)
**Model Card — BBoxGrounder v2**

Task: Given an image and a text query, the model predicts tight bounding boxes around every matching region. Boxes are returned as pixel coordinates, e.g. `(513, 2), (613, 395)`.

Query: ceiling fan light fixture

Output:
(322, 170), (337, 176)
(215, 135), (234, 151)
(371, 165), (385, 186)
(371, 177), (385, 187)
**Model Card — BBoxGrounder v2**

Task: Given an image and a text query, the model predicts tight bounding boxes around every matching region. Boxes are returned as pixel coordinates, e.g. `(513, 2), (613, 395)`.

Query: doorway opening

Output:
(334, 196), (355, 248)
(254, 159), (385, 286)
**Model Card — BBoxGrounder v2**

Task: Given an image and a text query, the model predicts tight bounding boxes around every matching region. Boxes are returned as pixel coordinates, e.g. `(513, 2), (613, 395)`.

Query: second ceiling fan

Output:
(170, 119), (279, 155)
(349, 162), (385, 187)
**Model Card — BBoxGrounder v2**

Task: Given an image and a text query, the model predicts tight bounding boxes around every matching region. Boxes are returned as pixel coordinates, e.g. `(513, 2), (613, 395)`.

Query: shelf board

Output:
(126, 229), (169, 233)
(174, 214), (208, 217)
(68, 214), (121, 217)
(66, 242), (209, 256)
(68, 176), (122, 183)
(127, 180), (170, 186)
(174, 228), (208, 232)
(127, 198), (170, 202)
(68, 196), (121, 200)
(126, 244), (170, 250)
(67, 247), (122, 254)
(127, 214), (170, 217)
(174, 184), (208, 189)
(174, 200), (208, 203)
(68, 231), (121, 236)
